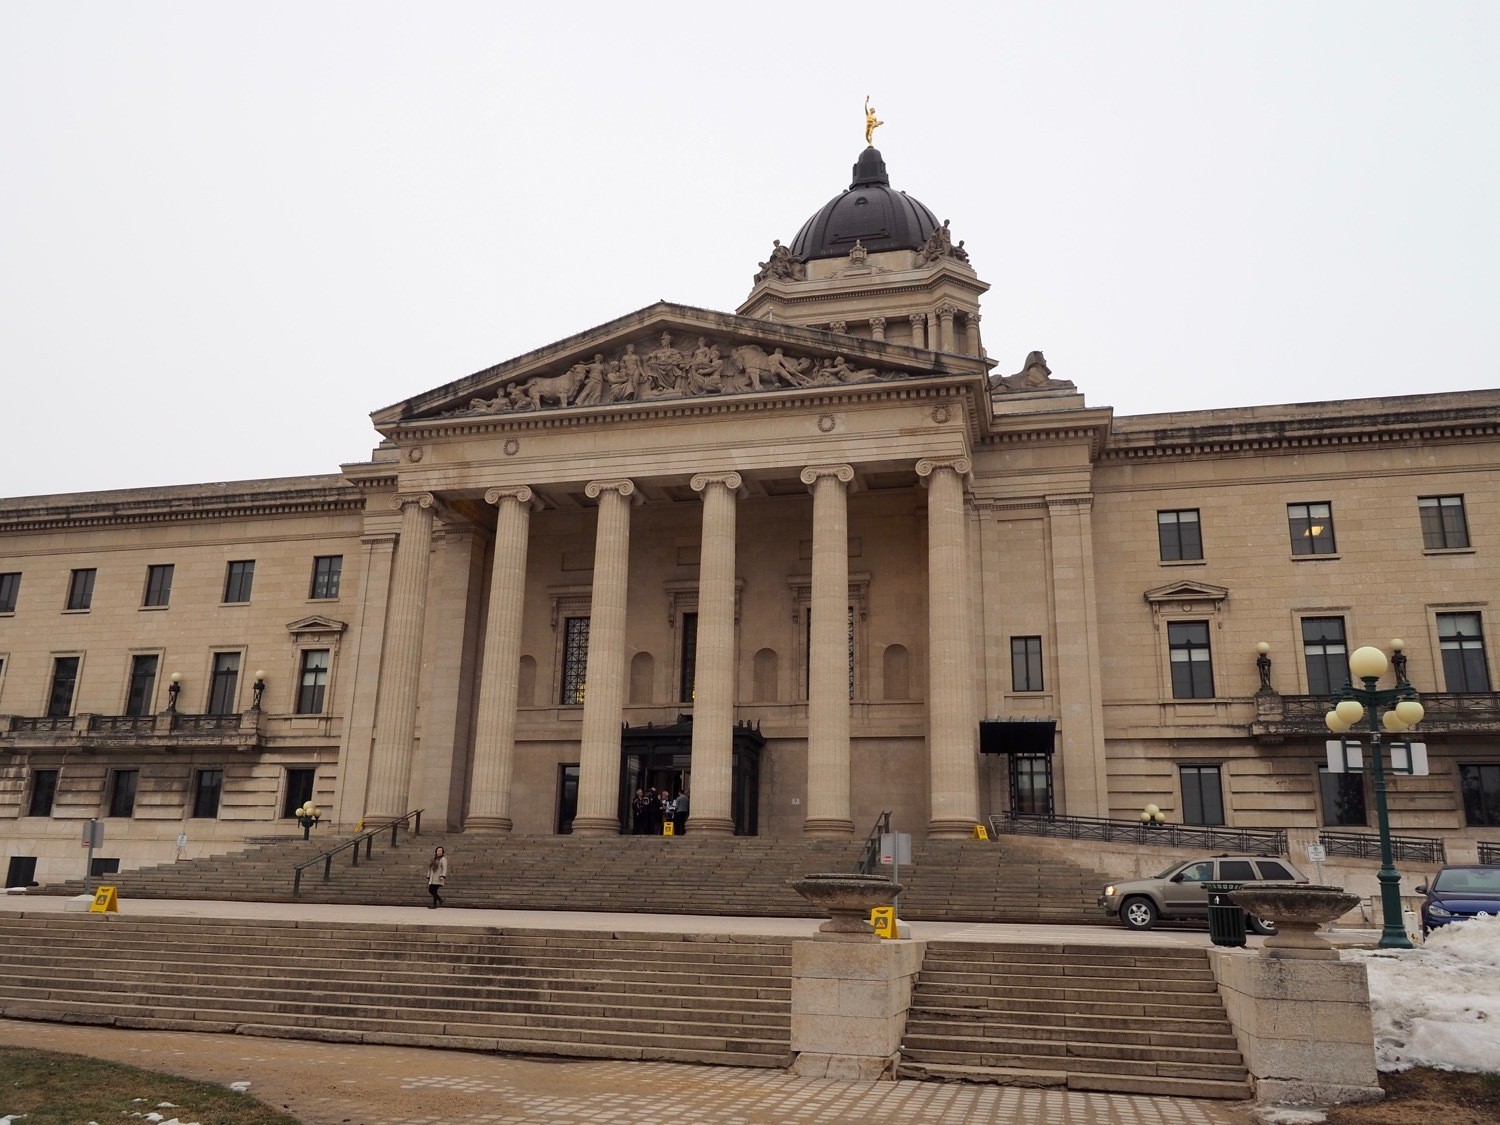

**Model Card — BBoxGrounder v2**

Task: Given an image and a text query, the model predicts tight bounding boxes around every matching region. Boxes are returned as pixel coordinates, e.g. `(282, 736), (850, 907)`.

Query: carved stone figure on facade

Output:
(724, 343), (809, 392)
(645, 332), (688, 397)
(951, 239), (969, 264)
(848, 240), (868, 267)
(817, 355), (880, 384)
(687, 336), (725, 394)
(754, 239), (806, 283)
(609, 344), (645, 401)
(574, 354), (607, 407)
(524, 362), (588, 409)
(992, 349), (1077, 394)
(915, 219), (964, 267)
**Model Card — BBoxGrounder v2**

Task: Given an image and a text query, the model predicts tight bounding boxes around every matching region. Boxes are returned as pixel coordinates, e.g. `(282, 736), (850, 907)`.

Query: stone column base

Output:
(926, 818), (978, 839)
(569, 817), (620, 836)
(790, 937), (926, 1081)
(801, 818), (854, 838)
(461, 817), (513, 835)
(683, 817), (733, 836)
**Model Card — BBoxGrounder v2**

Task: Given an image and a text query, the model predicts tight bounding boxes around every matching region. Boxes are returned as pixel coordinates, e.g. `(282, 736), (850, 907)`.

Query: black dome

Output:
(788, 148), (940, 262)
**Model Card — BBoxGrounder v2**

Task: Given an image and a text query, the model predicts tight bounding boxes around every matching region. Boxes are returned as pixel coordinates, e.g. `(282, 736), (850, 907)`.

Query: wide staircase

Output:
(0, 912), (794, 1067)
(42, 834), (1113, 924)
(898, 941), (1250, 1100)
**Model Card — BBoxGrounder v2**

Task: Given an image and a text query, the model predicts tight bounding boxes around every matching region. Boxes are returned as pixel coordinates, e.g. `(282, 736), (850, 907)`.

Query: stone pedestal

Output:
(789, 938), (926, 1081)
(1209, 948), (1383, 1106)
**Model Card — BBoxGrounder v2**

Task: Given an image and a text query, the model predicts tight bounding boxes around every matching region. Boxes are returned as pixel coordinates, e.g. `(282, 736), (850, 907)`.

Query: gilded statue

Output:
(864, 96), (883, 147)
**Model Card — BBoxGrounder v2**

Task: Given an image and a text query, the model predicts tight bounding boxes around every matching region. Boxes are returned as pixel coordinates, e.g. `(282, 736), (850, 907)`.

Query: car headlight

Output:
(1104, 886), (1117, 897)
(1427, 904), (1453, 918)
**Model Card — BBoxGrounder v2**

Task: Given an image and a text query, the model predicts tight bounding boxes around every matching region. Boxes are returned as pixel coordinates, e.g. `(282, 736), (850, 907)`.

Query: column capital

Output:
(961, 310), (981, 325)
(389, 491), (436, 512)
(584, 478), (637, 502)
(868, 315), (887, 330)
(828, 320), (847, 334)
(935, 302), (959, 319)
(916, 456), (972, 482)
(484, 485), (536, 508)
(800, 464), (855, 488)
(690, 471), (743, 495)
(908, 312), (927, 327)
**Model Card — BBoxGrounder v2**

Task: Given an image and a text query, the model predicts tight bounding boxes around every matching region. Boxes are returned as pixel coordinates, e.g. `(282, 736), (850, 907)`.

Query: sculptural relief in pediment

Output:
(440, 332), (906, 418)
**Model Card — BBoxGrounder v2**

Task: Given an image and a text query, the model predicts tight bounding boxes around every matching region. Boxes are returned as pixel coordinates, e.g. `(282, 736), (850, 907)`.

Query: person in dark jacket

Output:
(673, 788), (689, 835)
(630, 789), (651, 834)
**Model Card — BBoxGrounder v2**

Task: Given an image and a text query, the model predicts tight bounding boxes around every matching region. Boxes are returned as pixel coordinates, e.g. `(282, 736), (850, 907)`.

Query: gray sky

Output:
(3, 2), (1496, 498)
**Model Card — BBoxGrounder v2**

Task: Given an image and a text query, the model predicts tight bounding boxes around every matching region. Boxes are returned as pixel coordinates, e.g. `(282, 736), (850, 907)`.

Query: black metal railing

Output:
(292, 809), (423, 897)
(988, 811), (1289, 855)
(853, 810), (892, 874)
(1260, 691), (1500, 734)
(1318, 830), (1447, 865)
(1475, 841), (1499, 865)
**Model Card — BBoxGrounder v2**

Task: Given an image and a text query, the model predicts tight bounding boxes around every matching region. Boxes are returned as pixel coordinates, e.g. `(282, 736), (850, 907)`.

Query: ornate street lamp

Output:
(251, 670), (267, 711)
(1324, 643), (1425, 950)
(167, 672), (182, 713)
(1139, 803), (1166, 828)
(296, 801), (321, 841)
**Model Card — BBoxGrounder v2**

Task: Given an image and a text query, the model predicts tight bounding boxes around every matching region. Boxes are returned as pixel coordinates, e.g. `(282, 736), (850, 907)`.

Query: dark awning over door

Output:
(979, 718), (1056, 755)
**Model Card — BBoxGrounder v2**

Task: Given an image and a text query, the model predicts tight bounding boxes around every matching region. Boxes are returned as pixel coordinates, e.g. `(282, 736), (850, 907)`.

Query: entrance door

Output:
(556, 764), (579, 834)
(1009, 753), (1054, 816)
(619, 717), (763, 835)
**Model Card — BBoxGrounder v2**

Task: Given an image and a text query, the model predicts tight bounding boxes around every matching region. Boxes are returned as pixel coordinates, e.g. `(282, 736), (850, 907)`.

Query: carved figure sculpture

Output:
(754, 239), (807, 284)
(645, 332), (688, 397)
(574, 354), (607, 407)
(523, 363), (588, 409)
(726, 344), (811, 392)
(687, 337), (725, 394)
(609, 344), (645, 402)
(864, 96), (883, 146)
(1017, 350), (1051, 386)
(915, 219), (964, 267)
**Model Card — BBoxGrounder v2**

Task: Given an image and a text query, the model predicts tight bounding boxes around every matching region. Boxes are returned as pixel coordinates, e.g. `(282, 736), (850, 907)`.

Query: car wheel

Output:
(1121, 897), (1158, 931)
(1248, 916), (1278, 936)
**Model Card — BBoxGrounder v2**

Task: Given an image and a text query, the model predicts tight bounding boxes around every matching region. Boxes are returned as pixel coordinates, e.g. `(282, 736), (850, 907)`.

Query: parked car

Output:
(1415, 865), (1500, 935)
(1099, 854), (1309, 933)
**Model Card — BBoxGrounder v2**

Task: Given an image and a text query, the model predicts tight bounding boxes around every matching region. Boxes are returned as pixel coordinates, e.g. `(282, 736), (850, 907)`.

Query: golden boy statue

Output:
(864, 96), (884, 146)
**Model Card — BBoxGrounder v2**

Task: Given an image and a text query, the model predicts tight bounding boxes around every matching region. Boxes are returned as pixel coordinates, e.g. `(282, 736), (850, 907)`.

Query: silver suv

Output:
(1099, 854), (1308, 932)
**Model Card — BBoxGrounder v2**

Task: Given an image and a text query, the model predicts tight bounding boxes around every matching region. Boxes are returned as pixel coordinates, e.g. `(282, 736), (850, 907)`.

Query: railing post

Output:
(293, 869), (302, 897)
(323, 855), (332, 882)
(413, 809), (422, 836)
(365, 835), (373, 860)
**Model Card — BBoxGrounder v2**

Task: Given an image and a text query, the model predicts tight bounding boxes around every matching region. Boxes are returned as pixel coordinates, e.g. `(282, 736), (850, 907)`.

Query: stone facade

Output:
(3, 148), (1498, 882)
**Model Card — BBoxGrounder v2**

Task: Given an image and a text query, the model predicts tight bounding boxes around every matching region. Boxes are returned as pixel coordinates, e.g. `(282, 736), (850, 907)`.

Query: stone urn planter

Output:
(789, 873), (902, 941)
(1229, 883), (1361, 960)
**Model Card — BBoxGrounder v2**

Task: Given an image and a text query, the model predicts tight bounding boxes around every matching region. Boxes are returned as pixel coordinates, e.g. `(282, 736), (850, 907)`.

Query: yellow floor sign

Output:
(89, 885), (118, 913)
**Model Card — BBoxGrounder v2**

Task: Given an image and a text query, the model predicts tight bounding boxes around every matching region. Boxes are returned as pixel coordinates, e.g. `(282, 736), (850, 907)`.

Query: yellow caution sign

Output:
(89, 885), (119, 913)
(663, 822), (675, 837)
(972, 824), (989, 840)
(870, 905), (896, 939)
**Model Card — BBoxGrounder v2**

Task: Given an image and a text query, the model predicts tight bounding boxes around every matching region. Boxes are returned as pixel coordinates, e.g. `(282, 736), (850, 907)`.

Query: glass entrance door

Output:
(1009, 753), (1054, 816)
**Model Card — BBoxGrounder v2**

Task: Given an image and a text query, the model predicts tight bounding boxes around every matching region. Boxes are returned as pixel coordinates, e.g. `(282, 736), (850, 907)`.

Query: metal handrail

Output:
(292, 809), (423, 897)
(987, 810), (1289, 855)
(853, 810), (892, 874)
(1318, 830), (1446, 865)
(1478, 841), (1500, 865)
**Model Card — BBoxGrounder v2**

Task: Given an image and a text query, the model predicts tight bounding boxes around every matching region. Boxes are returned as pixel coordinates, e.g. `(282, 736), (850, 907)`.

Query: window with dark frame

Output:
(89, 858), (120, 877)
(1438, 612), (1491, 692)
(27, 769), (58, 817)
(47, 656), (80, 717)
(5, 857), (37, 887)
(281, 768), (316, 818)
(310, 555), (343, 599)
(125, 654), (159, 717)
(560, 616), (590, 705)
(1319, 765), (1368, 827)
(193, 768), (224, 819)
(679, 612), (698, 702)
(66, 568), (96, 610)
(0, 572), (19, 613)
(143, 564), (174, 607)
(1460, 764), (1500, 827)
(208, 652), (241, 715)
(1179, 765), (1225, 826)
(1010, 636), (1044, 692)
(1157, 510), (1203, 561)
(108, 769), (138, 818)
(297, 649), (330, 714)
(1419, 496), (1470, 550)
(1301, 616), (1349, 697)
(223, 560), (255, 603)
(1167, 621), (1215, 698)
(1288, 502), (1337, 556)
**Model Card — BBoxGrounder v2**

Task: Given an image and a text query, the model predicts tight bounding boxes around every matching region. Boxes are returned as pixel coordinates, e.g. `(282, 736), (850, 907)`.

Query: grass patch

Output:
(1324, 1067), (1500, 1125)
(0, 1047), (301, 1125)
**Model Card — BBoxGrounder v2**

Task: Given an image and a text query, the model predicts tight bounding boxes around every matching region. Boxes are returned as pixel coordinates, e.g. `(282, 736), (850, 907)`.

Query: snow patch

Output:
(228, 1080), (251, 1092)
(1253, 1108), (1326, 1125)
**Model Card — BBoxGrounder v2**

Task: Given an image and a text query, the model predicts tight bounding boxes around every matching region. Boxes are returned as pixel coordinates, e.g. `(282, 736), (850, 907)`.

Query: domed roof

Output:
(788, 148), (940, 262)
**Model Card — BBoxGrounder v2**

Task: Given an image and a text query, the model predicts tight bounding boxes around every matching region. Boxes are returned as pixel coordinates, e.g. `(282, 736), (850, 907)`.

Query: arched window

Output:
(630, 651), (655, 705)
(753, 648), (779, 702)
(882, 644), (909, 700)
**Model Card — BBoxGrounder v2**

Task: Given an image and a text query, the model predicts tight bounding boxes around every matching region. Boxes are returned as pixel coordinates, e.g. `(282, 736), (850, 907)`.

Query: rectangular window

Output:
(1180, 765), (1225, 826)
(560, 616), (590, 705)
(802, 606), (857, 701)
(1168, 621), (1215, 698)
(1438, 612), (1491, 692)
(108, 769), (138, 818)
(1419, 496), (1470, 550)
(143, 564), (174, 607)
(1301, 616), (1348, 697)
(47, 656), (80, 717)
(66, 568), (96, 610)
(223, 560), (255, 603)
(1319, 765), (1368, 827)
(125, 654), (159, 717)
(27, 769), (59, 817)
(1157, 509), (1203, 562)
(679, 612), (698, 702)
(1460, 764), (1500, 827)
(192, 768), (224, 819)
(6, 857), (37, 887)
(296, 649), (330, 714)
(0, 572), (19, 613)
(208, 652), (241, 714)
(310, 555), (343, 600)
(1288, 502), (1337, 556)
(281, 768), (316, 818)
(1010, 636), (1044, 692)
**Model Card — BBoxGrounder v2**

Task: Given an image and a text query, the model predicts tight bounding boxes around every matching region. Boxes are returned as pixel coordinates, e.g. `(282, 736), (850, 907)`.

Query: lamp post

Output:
(167, 672), (182, 713)
(296, 801), (321, 841)
(1324, 643), (1425, 950)
(1139, 804), (1165, 834)
(251, 670), (267, 711)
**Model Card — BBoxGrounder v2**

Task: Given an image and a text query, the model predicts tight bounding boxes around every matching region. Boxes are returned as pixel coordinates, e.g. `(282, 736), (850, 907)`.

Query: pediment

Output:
(373, 301), (984, 431)
(1143, 580), (1229, 605)
(286, 615), (348, 638)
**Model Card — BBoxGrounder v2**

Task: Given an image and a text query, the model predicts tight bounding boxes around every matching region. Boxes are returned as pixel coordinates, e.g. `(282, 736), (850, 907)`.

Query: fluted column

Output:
(571, 478), (636, 835)
(917, 457), (979, 837)
(366, 492), (437, 820)
(689, 471), (742, 836)
(800, 464), (856, 837)
(909, 313), (927, 350)
(935, 303), (958, 352)
(962, 311), (982, 357)
(869, 316), (886, 342)
(465, 486), (535, 834)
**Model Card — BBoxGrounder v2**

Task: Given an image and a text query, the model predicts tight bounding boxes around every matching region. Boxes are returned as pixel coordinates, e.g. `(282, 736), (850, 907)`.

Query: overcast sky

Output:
(2, 2), (1496, 498)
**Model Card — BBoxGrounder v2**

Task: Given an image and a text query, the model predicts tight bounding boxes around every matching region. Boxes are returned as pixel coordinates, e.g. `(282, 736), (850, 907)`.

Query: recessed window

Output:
(281, 768), (316, 818)
(66, 568), (96, 611)
(1419, 496), (1469, 550)
(297, 649), (330, 714)
(1438, 612), (1491, 692)
(223, 560), (255, 603)
(1157, 510), (1203, 562)
(1288, 502), (1337, 556)
(1319, 765), (1368, 827)
(1167, 621), (1215, 698)
(47, 656), (80, 717)
(679, 612), (698, 703)
(1301, 616), (1348, 697)
(108, 769), (139, 818)
(193, 768), (224, 819)
(1460, 764), (1500, 827)
(1010, 636), (1044, 692)
(1180, 764), (1225, 826)
(143, 564), (174, 608)
(208, 652), (241, 715)
(310, 555), (343, 600)
(0, 572), (19, 613)
(125, 654), (159, 717)
(560, 616), (590, 705)
(27, 769), (58, 817)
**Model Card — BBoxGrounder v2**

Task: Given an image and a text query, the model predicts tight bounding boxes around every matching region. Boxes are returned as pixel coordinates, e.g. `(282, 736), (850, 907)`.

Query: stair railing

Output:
(853, 810), (892, 874)
(292, 809), (423, 897)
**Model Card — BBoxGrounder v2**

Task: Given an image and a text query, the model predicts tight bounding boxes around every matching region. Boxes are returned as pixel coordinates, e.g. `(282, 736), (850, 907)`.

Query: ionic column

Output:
(936, 303), (958, 353)
(366, 492), (437, 820)
(465, 486), (536, 834)
(869, 316), (886, 343)
(828, 320), (847, 334)
(688, 471), (743, 836)
(909, 313), (927, 350)
(800, 464), (856, 837)
(917, 457), (979, 837)
(962, 311), (982, 357)
(571, 479), (636, 835)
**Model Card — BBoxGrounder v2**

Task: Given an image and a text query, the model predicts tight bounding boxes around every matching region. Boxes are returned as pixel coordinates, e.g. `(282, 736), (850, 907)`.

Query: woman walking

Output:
(426, 845), (447, 908)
